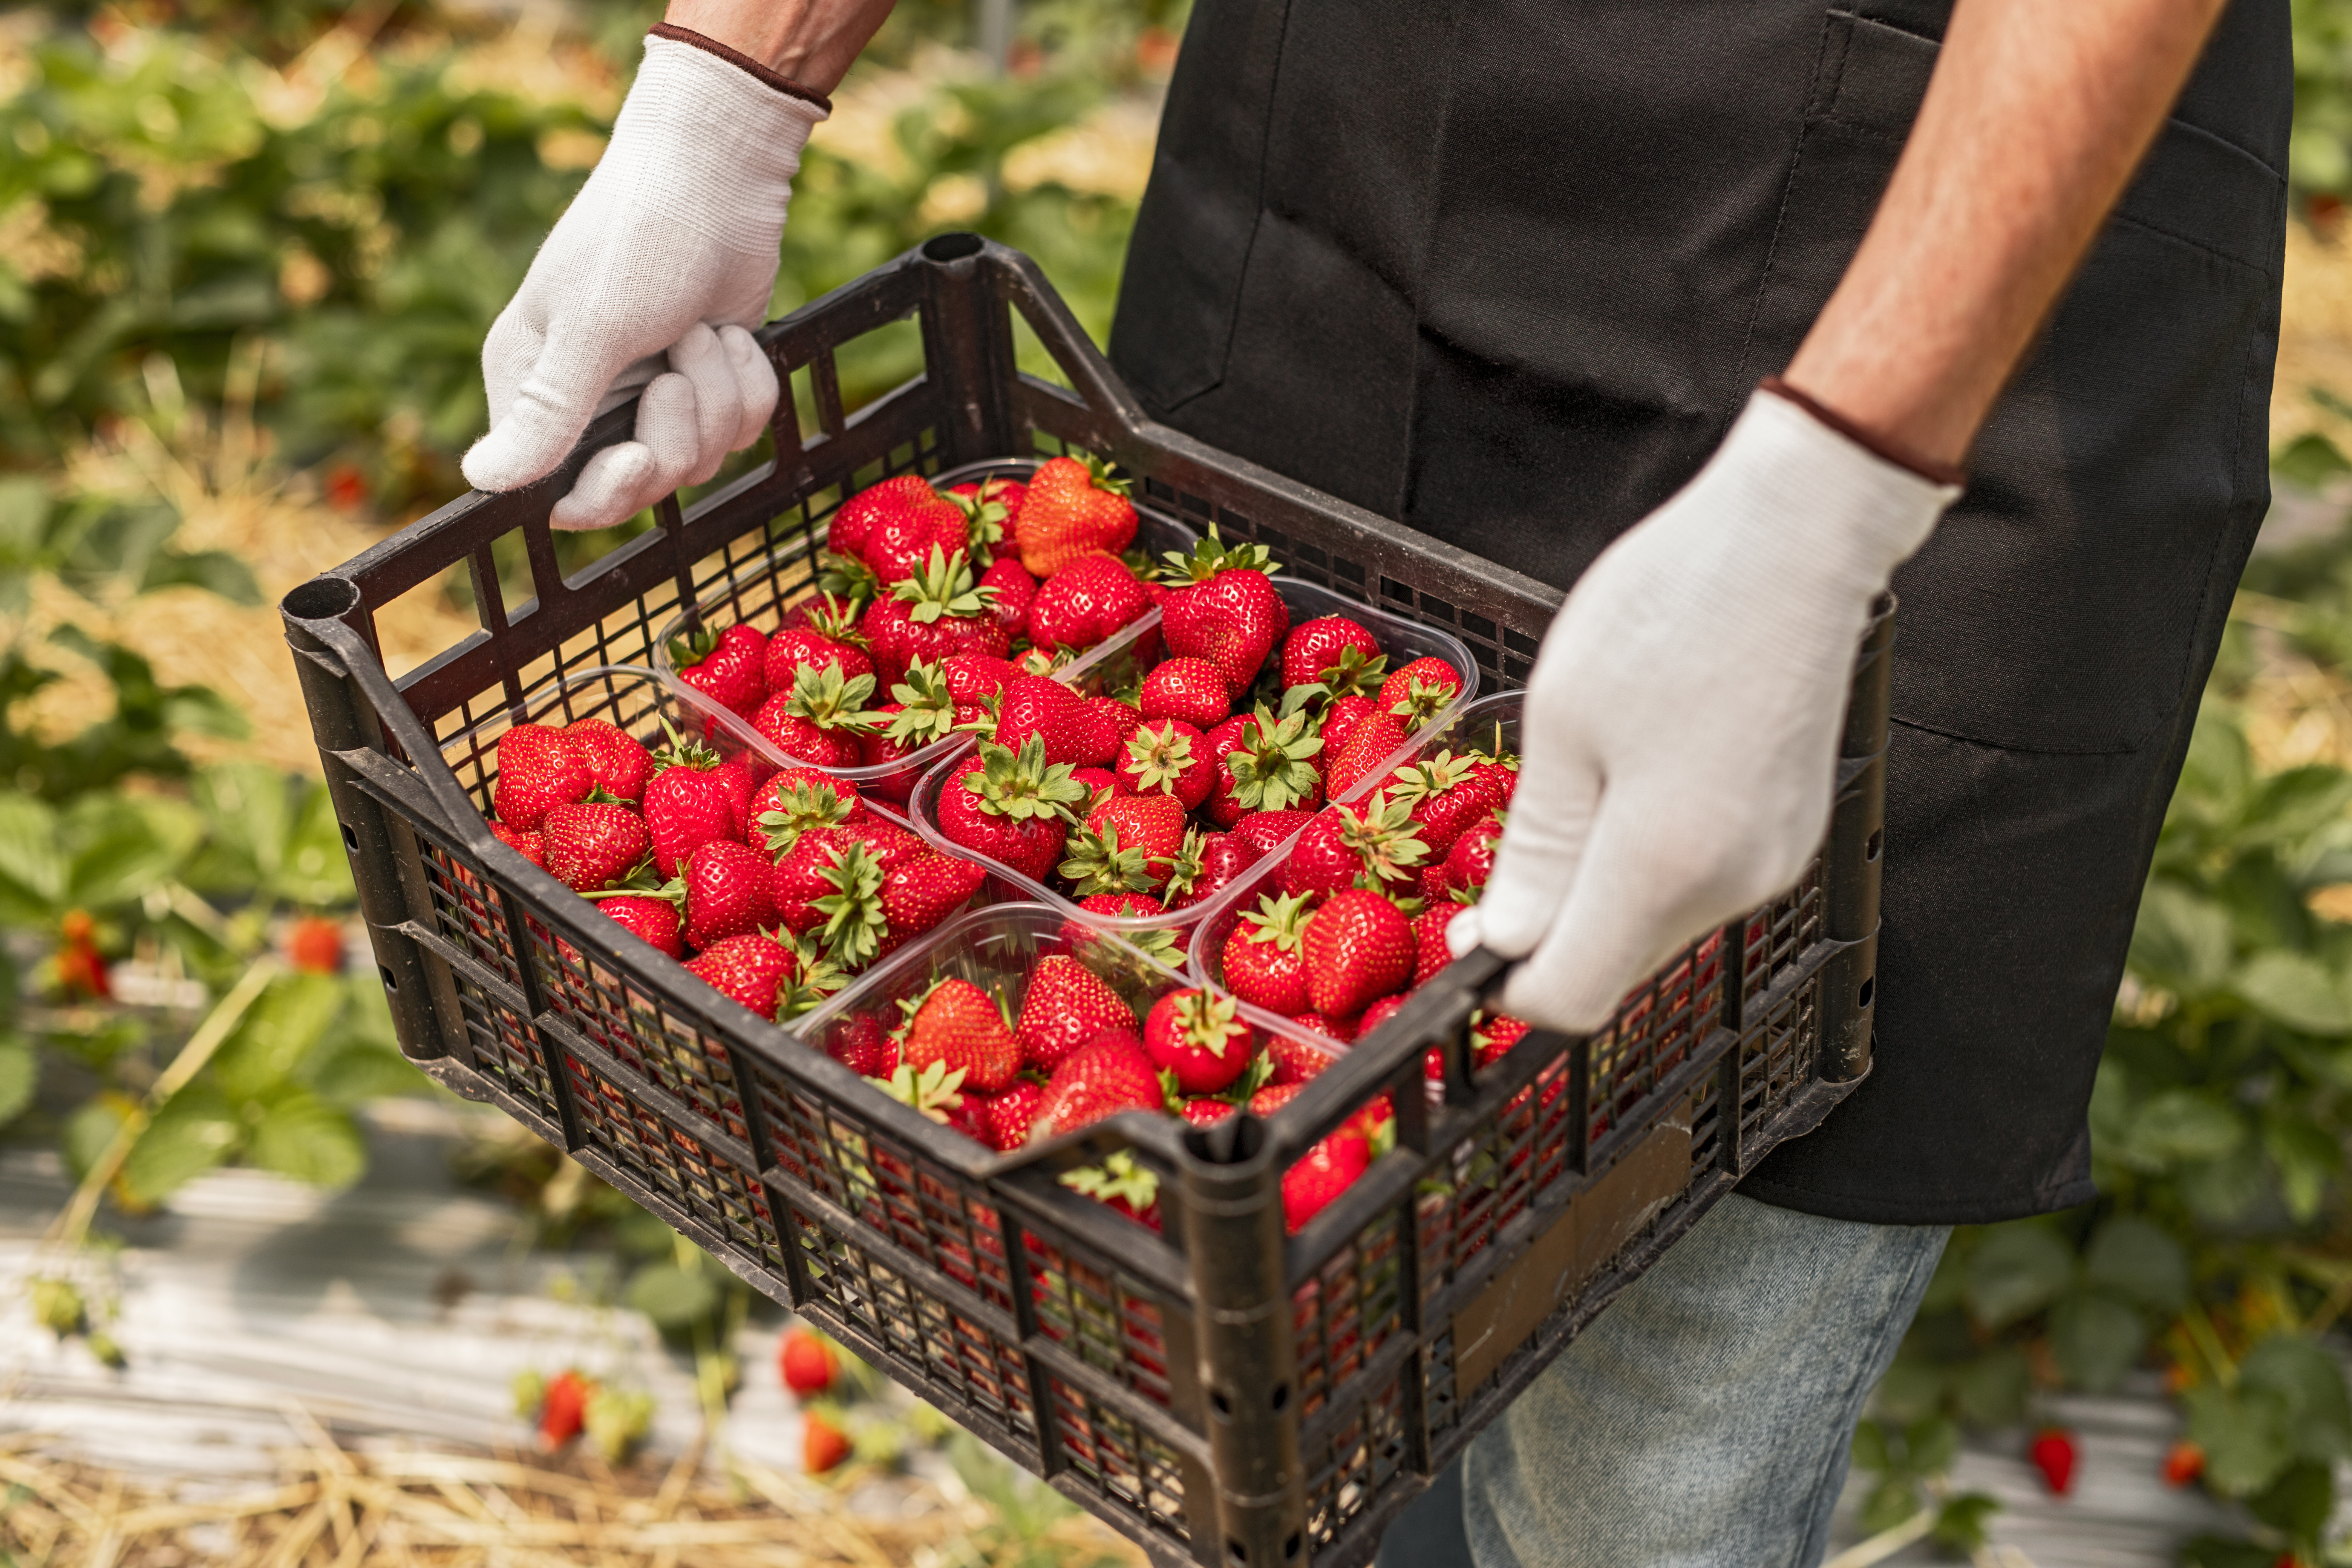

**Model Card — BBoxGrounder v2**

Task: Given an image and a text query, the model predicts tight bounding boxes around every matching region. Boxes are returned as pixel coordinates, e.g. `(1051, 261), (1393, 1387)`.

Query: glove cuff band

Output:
(647, 23), (833, 114)
(1757, 375), (1966, 490)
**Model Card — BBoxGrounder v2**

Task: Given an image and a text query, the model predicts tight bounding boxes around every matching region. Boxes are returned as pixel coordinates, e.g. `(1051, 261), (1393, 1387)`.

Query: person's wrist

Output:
(1757, 376), (1966, 488)
(644, 23), (832, 112)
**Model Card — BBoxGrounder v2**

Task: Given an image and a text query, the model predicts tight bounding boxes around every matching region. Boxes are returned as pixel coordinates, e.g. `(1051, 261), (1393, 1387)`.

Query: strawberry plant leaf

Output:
(0, 1035), (34, 1127)
(243, 1086), (364, 1190)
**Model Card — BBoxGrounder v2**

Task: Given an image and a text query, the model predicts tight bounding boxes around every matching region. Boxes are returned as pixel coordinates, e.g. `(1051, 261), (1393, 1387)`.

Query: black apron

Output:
(1109, 0), (2290, 1226)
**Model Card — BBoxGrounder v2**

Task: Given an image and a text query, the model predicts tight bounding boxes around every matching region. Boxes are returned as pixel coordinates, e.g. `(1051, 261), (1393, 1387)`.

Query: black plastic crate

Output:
(280, 235), (1889, 1568)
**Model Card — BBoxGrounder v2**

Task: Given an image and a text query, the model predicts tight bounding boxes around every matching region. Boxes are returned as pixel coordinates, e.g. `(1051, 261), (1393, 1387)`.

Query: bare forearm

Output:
(660, 0), (896, 93)
(1783, 0), (2228, 468)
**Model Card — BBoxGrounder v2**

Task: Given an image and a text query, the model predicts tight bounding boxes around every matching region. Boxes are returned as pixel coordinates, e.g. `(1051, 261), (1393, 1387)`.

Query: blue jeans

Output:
(1375, 1193), (1950, 1568)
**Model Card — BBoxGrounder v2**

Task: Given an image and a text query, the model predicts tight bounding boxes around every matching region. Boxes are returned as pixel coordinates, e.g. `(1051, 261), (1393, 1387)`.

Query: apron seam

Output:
(1730, 5), (1854, 410)
(1396, 1), (1469, 526)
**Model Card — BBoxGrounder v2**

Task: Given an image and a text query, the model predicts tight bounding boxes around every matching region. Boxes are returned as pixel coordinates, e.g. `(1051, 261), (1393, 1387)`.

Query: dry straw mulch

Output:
(0, 1419), (1134, 1568)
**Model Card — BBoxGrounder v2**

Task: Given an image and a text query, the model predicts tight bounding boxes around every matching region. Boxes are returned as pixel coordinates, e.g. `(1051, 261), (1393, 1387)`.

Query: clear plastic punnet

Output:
(652, 459), (1198, 811)
(904, 575), (1485, 956)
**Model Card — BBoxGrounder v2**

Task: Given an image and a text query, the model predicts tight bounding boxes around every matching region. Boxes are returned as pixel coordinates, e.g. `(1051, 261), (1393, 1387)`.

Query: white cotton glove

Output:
(1447, 384), (1961, 1032)
(461, 32), (827, 530)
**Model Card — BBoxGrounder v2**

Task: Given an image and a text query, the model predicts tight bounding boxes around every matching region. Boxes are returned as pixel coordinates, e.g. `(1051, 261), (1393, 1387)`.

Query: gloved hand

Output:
(461, 31), (828, 530)
(1448, 382), (1961, 1031)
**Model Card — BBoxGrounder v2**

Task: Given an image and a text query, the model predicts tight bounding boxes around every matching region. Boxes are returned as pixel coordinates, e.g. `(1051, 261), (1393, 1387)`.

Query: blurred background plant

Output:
(17, 0), (2352, 1557)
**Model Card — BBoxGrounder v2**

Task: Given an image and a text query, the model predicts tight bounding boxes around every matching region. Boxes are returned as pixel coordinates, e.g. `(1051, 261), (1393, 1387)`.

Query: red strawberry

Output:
(751, 770), (865, 856)
(753, 664), (876, 770)
(1321, 694), (1376, 759)
(978, 555), (1037, 637)
(1267, 1029), (1333, 1086)
(564, 720), (654, 804)
(1144, 988), (1255, 1095)
(860, 548), (1011, 688)
(1182, 1097), (1238, 1126)
(490, 821), (545, 867)
(824, 1010), (898, 1077)
(1325, 707), (1410, 799)
(1231, 809), (1318, 860)
(1222, 892), (1314, 1014)
(1118, 718), (1212, 809)
(1032, 1033), (1166, 1137)
(863, 484), (971, 585)
(542, 801), (650, 892)
(599, 893), (682, 958)
(2160, 1439), (2204, 1488)
(1207, 707), (1325, 827)
(1413, 902), (1465, 985)
(537, 1369), (592, 1449)
(1358, 992), (1410, 1040)
(1302, 890), (1415, 1019)
(1282, 616), (1385, 692)
(949, 474), (1027, 541)
(1017, 954), (1139, 1072)
(678, 839), (777, 949)
(686, 932), (796, 1018)
(764, 626), (874, 692)
(642, 730), (744, 878)
(669, 622), (769, 719)
(880, 851), (987, 942)
(1017, 454), (1137, 577)
(1377, 656), (1464, 727)
(935, 738), (1090, 882)
(1060, 1149), (1162, 1229)
(899, 977), (1021, 1094)
(970, 1080), (1047, 1153)
(1298, 797), (1429, 899)
(994, 674), (1093, 766)
(1140, 657), (1233, 727)
(1066, 793), (1187, 895)
(1473, 1012), (1530, 1067)
(1072, 766), (1120, 815)
(1282, 1128), (1371, 1233)
(779, 1327), (836, 1397)
(770, 828), (848, 934)
(1162, 828), (1254, 910)
(803, 1412), (851, 1473)
(1290, 1011), (1357, 1043)
(1377, 751), (1511, 859)
(1158, 527), (1289, 694)
(493, 724), (592, 831)
(837, 814), (926, 870)
(1080, 696), (1144, 766)
(1426, 815), (1504, 902)
(2029, 1429), (2078, 1496)
(1247, 1083), (1301, 1118)
(829, 473), (937, 562)
(1026, 551), (1151, 652)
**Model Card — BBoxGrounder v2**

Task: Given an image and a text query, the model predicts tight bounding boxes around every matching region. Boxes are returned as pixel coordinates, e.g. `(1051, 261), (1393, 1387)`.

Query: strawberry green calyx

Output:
(942, 489), (1009, 552)
(890, 546), (998, 627)
(774, 929), (848, 1021)
(1159, 827), (1209, 902)
(1225, 706), (1325, 813)
(1475, 721), (1521, 772)
(809, 841), (888, 968)
(871, 1060), (968, 1124)
(756, 778), (858, 858)
(1239, 890), (1314, 951)
(1387, 675), (1456, 728)
(1158, 522), (1280, 586)
(798, 592), (868, 647)
(666, 625), (723, 669)
(1338, 797), (1430, 888)
(785, 662), (880, 733)
(816, 553), (881, 614)
(1383, 753), (1477, 807)
(1060, 1149), (1159, 1208)
(648, 715), (722, 775)
(884, 662), (962, 746)
(894, 973), (1017, 1033)
(1124, 724), (1199, 796)
(1060, 824), (1157, 897)
(1172, 990), (1244, 1059)
(1127, 927), (1182, 966)
(963, 736), (1090, 822)
(1077, 450), (1134, 498)
(1309, 644), (1390, 703)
